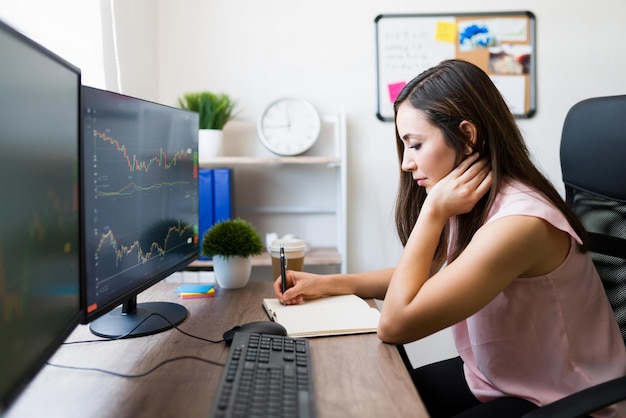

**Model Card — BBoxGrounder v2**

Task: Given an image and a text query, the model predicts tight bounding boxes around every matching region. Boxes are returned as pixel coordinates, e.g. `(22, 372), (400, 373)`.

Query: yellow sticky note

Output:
(435, 21), (457, 43)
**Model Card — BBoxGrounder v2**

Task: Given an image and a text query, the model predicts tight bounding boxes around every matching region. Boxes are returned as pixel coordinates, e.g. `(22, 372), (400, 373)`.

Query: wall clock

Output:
(257, 97), (321, 156)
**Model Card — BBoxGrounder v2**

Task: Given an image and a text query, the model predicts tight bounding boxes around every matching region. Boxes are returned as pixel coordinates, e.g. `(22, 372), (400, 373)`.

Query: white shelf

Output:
(199, 156), (340, 166)
(189, 247), (341, 268)
(197, 108), (347, 274)
(237, 206), (337, 215)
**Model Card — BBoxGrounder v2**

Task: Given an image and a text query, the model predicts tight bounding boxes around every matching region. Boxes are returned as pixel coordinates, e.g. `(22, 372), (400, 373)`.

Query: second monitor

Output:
(81, 86), (199, 338)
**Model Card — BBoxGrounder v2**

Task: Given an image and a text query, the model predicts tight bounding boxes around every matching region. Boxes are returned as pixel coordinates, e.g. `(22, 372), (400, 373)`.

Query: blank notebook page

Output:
(263, 294), (381, 337)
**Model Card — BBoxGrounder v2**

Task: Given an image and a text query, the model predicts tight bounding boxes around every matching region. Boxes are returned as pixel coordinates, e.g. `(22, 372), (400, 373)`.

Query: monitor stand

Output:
(89, 297), (188, 339)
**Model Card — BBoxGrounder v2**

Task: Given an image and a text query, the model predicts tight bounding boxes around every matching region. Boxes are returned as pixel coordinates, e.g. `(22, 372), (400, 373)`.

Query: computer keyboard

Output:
(210, 332), (316, 418)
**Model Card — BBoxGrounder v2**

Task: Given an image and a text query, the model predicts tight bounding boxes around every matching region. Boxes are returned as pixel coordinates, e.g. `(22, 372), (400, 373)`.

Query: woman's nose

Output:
(401, 151), (416, 172)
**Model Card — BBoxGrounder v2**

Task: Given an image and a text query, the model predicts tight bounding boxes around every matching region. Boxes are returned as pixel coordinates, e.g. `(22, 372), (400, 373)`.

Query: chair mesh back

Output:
(568, 186), (626, 342)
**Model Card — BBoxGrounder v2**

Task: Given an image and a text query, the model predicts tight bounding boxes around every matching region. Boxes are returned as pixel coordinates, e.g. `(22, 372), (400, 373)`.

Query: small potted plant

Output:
(178, 91), (237, 160)
(201, 218), (264, 289)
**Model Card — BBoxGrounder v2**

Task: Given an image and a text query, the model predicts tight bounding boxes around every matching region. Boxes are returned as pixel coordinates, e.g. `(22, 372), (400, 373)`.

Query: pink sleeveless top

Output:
(451, 181), (626, 416)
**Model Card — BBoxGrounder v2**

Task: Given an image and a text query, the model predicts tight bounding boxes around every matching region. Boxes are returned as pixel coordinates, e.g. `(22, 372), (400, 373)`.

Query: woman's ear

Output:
(459, 120), (478, 155)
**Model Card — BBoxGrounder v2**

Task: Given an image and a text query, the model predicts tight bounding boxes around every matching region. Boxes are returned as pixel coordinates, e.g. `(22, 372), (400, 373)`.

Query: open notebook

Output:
(262, 294), (381, 337)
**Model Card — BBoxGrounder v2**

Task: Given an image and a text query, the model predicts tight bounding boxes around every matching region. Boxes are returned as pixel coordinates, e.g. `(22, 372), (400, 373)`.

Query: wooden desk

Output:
(5, 282), (428, 418)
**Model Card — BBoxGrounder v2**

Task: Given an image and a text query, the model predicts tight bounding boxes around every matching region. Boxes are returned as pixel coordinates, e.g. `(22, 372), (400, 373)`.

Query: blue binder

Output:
(198, 168), (215, 259)
(213, 167), (233, 223)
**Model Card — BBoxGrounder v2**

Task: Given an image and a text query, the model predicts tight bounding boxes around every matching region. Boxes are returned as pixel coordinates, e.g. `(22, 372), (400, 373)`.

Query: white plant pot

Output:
(213, 255), (252, 289)
(198, 129), (223, 162)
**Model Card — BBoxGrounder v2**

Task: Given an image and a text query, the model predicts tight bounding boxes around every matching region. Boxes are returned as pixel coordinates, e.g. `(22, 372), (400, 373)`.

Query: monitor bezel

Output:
(0, 18), (83, 411)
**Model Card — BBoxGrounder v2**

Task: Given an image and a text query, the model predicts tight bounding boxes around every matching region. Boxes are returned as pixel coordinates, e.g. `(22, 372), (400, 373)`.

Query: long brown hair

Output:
(393, 59), (587, 265)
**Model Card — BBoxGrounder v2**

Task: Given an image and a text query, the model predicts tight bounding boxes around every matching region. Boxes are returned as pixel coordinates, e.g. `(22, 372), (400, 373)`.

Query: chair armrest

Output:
(522, 376), (626, 418)
(396, 344), (413, 370)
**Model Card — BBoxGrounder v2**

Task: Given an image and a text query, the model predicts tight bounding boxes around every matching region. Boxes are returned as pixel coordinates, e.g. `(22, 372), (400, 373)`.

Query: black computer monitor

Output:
(81, 86), (199, 339)
(0, 20), (82, 412)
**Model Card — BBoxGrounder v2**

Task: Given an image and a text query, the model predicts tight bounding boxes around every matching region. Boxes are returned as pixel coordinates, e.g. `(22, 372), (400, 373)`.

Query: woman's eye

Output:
(409, 143), (422, 150)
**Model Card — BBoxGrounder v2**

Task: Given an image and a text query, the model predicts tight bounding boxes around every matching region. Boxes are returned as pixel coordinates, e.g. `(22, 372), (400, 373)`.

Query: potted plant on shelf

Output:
(201, 218), (264, 289)
(178, 91), (237, 161)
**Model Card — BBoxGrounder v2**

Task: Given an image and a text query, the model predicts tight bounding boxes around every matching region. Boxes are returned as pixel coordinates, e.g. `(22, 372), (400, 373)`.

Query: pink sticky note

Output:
(388, 81), (407, 103)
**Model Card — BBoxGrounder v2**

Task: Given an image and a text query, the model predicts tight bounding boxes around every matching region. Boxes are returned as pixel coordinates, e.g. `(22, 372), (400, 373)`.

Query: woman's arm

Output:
(275, 268), (394, 304)
(378, 154), (570, 344)
(379, 153), (495, 343)
(379, 214), (568, 344)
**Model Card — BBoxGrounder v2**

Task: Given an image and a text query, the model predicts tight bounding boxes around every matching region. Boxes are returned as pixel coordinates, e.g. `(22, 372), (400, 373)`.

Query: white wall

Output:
(110, 0), (626, 367)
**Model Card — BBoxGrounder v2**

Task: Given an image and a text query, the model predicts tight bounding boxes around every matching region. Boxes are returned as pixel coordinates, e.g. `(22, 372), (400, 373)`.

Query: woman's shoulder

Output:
(487, 180), (582, 244)
(498, 179), (543, 199)
(492, 179), (552, 208)
(488, 180), (547, 216)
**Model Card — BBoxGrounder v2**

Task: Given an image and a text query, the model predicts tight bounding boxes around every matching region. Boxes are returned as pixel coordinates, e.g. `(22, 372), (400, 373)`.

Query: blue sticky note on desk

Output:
(174, 284), (215, 294)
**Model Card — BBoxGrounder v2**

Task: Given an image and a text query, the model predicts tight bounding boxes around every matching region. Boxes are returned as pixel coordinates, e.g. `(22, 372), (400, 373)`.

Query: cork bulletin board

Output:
(375, 11), (536, 121)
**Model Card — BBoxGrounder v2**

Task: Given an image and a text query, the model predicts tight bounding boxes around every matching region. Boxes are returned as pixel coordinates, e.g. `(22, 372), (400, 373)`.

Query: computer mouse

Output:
(223, 321), (287, 345)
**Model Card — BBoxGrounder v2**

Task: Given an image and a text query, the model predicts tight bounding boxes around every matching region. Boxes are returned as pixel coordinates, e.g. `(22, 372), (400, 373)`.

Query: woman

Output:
(274, 60), (626, 417)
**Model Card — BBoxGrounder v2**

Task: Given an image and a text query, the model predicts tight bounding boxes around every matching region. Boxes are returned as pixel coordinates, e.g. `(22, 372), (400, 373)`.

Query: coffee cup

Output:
(269, 238), (306, 280)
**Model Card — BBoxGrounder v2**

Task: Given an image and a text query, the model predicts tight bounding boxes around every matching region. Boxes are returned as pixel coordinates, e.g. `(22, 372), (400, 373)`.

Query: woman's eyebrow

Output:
(401, 133), (423, 141)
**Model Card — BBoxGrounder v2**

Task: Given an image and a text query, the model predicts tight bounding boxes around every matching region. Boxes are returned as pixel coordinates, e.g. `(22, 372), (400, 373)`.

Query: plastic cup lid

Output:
(269, 238), (306, 252)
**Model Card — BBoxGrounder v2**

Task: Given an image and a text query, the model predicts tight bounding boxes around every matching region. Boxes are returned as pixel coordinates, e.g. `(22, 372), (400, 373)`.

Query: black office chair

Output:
(523, 95), (626, 417)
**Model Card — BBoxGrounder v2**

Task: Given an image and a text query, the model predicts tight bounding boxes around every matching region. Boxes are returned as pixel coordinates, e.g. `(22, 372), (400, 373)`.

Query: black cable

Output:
(47, 355), (224, 378)
(52, 312), (227, 378)
(63, 311), (225, 345)
(173, 323), (224, 344)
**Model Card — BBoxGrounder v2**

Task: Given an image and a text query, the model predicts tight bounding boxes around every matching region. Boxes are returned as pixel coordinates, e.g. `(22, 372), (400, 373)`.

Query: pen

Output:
(280, 243), (287, 305)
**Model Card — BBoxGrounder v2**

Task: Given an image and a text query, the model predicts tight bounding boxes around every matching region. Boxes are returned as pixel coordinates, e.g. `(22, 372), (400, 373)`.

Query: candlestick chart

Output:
(83, 103), (199, 304)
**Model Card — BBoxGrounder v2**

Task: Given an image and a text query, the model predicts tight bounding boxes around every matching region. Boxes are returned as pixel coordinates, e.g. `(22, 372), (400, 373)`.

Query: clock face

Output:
(257, 97), (321, 156)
